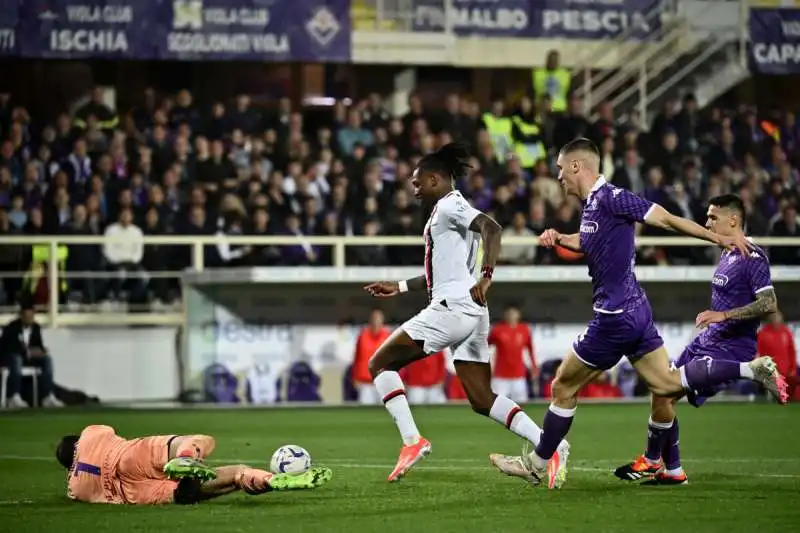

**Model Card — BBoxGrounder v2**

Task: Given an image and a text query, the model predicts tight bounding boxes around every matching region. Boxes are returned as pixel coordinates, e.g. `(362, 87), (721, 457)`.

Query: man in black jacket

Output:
(1, 301), (62, 408)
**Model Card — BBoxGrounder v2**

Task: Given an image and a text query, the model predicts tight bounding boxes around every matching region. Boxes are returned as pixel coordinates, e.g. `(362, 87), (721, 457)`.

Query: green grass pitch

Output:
(0, 403), (798, 533)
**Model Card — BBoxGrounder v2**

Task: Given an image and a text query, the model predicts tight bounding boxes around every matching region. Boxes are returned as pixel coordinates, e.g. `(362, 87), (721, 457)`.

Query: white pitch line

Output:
(1, 454), (798, 479)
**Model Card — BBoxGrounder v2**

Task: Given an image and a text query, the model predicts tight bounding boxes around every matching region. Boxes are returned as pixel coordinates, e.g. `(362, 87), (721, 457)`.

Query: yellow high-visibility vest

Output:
(482, 112), (513, 161)
(24, 244), (69, 294)
(512, 116), (546, 168)
(532, 67), (571, 113)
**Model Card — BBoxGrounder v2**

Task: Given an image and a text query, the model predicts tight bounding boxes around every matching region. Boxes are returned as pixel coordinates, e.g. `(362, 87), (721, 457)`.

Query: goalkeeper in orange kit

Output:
(56, 425), (332, 504)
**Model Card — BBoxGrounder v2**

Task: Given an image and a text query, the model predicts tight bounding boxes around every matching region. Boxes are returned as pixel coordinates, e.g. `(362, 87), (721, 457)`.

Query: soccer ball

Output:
(269, 445), (311, 475)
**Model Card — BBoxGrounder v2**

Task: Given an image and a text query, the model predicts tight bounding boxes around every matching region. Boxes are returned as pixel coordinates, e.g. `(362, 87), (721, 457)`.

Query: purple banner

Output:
(0, 2), (19, 55)
(156, 0), (350, 62)
(2, 0), (351, 61)
(413, 0), (661, 39)
(750, 8), (800, 75)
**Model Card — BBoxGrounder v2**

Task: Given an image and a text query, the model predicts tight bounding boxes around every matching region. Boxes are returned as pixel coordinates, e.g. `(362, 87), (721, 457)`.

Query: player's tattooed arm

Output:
(470, 213), (503, 268)
(724, 288), (779, 321)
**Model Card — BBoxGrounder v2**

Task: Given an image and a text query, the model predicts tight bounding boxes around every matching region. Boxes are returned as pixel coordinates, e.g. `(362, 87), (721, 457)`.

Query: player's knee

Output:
(368, 356), (384, 378)
(550, 377), (578, 404)
(650, 394), (674, 420)
(649, 382), (679, 398)
(467, 393), (494, 416)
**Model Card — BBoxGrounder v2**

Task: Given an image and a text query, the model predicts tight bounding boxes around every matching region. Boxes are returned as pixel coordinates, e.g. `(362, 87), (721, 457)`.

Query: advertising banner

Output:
(158, 0), (351, 61)
(2, 0), (351, 61)
(412, 0), (661, 39)
(183, 313), (800, 405)
(750, 7), (800, 74)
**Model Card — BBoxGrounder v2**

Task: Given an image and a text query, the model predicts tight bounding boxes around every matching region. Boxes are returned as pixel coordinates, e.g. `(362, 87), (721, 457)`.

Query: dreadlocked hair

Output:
(417, 142), (473, 182)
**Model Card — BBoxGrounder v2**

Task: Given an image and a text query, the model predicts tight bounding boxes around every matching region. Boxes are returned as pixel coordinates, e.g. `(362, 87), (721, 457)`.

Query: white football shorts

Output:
(401, 298), (490, 364)
(491, 377), (529, 403)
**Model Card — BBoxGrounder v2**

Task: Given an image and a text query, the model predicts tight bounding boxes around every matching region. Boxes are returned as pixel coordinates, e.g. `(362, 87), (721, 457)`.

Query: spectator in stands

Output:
(0, 300), (62, 408)
(67, 203), (103, 304)
(770, 202), (800, 264)
(215, 213), (251, 268)
(102, 207), (146, 304)
(74, 87), (118, 132)
(499, 212), (536, 265)
(63, 138), (92, 187)
(337, 109), (373, 156)
(0, 81), (799, 311)
(281, 213), (317, 266)
(552, 94), (590, 150)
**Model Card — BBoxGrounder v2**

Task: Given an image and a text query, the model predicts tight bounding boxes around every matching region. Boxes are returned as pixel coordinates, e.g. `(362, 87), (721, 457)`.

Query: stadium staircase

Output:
(572, 0), (749, 124)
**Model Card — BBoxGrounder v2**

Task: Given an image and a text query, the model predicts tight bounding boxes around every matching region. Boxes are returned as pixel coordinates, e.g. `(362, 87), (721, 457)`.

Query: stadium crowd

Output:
(0, 87), (798, 306)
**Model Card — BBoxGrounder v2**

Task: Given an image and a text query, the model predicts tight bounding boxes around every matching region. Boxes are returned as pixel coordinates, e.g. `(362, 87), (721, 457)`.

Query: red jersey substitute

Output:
(401, 352), (446, 387)
(488, 322), (536, 378)
(352, 327), (391, 384)
(758, 322), (797, 403)
(758, 324), (797, 378)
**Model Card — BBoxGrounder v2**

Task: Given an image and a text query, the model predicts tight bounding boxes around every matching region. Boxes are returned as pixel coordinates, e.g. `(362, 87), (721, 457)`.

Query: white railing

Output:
(2, 235), (799, 327)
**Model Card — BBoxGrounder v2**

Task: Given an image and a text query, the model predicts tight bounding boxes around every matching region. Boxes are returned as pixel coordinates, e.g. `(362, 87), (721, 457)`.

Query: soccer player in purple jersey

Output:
(614, 194), (789, 486)
(489, 138), (789, 489)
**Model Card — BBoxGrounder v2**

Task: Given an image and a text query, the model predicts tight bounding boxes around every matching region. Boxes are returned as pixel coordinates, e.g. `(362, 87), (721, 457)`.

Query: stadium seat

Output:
(0, 367), (42, 408)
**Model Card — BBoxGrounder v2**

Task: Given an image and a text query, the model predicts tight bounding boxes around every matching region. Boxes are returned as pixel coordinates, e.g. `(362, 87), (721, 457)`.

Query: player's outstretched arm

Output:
(364, 275), (426, 298)
(643, 204), (751, 255)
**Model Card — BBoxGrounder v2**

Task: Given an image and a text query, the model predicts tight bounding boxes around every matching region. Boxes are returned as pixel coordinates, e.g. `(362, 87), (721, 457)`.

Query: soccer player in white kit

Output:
(364, 143), (568, 483)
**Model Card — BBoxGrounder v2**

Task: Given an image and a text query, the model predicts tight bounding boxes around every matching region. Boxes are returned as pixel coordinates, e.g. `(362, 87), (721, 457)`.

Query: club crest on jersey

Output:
(712, 274), (729, 287)
(580, 221), (599, 234)
(584, 198), (599, 211)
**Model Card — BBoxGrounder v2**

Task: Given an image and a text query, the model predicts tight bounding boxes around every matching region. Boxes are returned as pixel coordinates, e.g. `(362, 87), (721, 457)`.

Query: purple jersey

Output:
(579, 177), (655, 313)
(694, 244), (773, 355)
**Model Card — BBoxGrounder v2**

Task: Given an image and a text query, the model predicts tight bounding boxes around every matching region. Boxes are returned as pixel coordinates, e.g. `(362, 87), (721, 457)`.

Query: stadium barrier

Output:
(0, 234), (798, 325)
(0, 235), (796, 403)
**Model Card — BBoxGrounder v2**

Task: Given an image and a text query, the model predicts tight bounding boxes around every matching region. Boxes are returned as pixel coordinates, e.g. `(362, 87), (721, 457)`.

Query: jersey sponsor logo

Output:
(580, 221), (599, 234)
(712, 274), (729, 287)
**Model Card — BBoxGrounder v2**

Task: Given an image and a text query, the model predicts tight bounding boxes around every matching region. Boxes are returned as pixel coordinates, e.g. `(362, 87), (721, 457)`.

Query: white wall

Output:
(43, 327), (179, 401)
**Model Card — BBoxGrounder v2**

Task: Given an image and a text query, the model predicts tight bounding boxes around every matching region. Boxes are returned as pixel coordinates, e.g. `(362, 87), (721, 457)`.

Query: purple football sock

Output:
(681, 357), (741, 392)
(662, 417), (681, 471)
(644, 418), (672, 463)
(534, 404), (575, 460)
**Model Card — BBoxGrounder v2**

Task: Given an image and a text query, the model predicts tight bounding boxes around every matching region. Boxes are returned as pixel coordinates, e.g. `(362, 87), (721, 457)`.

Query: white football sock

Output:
(489, 395), (542, 446)
(665, 466), (685, 476)
(740, 362), (755, 380)
(374, 371), (420, 446)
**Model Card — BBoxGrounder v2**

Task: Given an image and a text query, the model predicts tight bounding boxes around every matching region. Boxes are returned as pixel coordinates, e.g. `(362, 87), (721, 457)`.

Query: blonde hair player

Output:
(489, 138), (788, 489)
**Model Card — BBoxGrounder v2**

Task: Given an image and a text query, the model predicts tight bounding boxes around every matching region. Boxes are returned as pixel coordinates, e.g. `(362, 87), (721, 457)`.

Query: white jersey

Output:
(423, 191), (483, 308)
